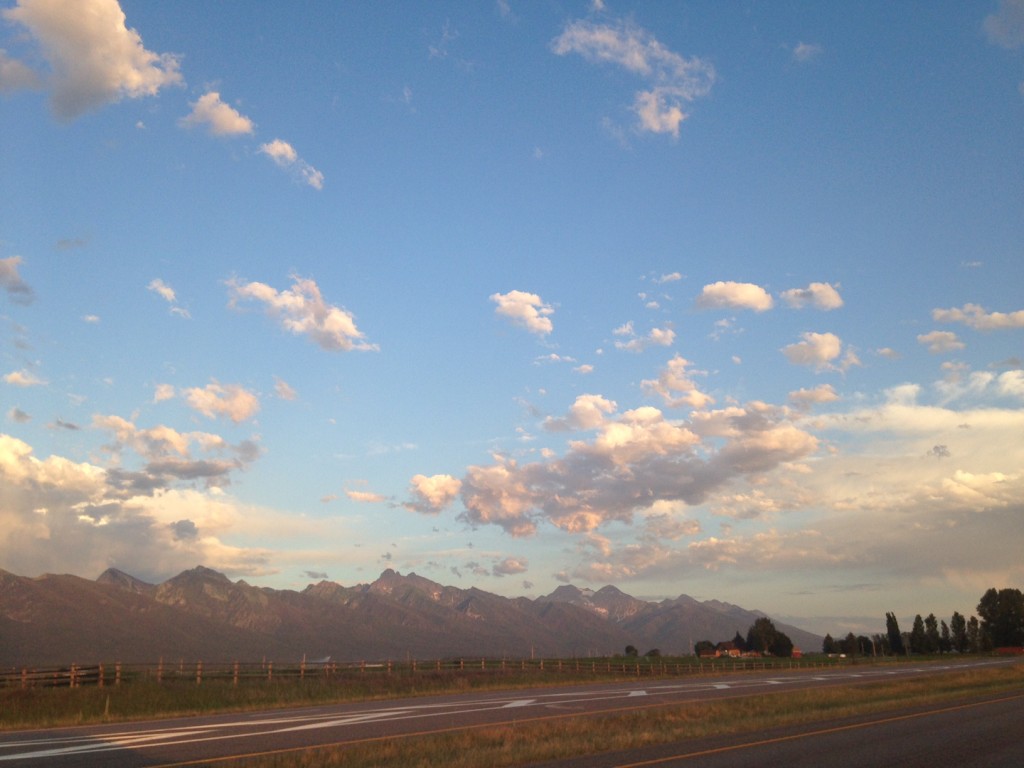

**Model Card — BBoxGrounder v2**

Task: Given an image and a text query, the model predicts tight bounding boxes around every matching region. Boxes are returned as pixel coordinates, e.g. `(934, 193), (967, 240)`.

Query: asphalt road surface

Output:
(0, 659), (1018, 767)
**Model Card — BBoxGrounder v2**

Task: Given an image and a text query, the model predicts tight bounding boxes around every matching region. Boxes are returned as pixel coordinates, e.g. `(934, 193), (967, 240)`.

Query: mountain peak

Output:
(97, 568), (155, 594)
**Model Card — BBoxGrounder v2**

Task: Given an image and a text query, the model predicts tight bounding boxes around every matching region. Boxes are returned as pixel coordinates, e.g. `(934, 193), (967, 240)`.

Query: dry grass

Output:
(217, 663), (1024, 768)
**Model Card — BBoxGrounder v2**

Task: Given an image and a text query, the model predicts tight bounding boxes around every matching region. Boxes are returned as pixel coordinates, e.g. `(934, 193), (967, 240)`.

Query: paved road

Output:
(0, 659), (1018, 767)
(531, 690), (1024, 767)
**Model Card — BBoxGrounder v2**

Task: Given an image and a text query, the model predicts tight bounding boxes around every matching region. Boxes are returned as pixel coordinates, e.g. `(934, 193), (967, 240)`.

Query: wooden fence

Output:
(0, 656), (855, 690)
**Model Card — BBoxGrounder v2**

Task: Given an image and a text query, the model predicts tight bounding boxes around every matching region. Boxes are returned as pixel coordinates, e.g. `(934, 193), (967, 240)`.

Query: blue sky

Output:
(2, 0), (1022, 636)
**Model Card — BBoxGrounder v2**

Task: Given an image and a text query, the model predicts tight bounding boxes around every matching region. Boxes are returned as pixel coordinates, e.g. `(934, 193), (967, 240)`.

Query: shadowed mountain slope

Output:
(0, 567), (822, 666)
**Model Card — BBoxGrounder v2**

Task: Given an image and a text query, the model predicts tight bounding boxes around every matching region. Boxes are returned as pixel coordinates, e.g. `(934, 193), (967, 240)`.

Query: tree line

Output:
(822, 587), (1024, 657)
(693, 617), (796, 658)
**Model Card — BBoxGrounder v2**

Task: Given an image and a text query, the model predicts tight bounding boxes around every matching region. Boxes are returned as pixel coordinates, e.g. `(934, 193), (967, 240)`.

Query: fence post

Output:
(157, 659), (163, 684)
(21, 668), (27, 690)
(70, 664), (77, 688)
(98, 664), (104, 688)
(196, 661), (202, 685)
(481, 658), (485, 671)
(115, 662), (122, 686)
(233, 661), (239, 687)
(267, 662), (273, 681)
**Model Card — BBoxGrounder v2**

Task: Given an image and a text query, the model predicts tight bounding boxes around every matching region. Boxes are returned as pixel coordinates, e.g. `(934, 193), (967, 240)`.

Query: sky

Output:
(1, 0), (1022, 637)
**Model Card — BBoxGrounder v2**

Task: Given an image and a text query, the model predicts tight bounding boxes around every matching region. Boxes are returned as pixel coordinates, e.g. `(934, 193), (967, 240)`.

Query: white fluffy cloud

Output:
(613, 324), (675, 352)
(182, 381), (260, 423)
(641, 355), (713, 410)
(932, 303), (1024, 330)
(227, 275), (378, 353)
(917, 330), (965, 354)
(0, 430), (278, 581)
(551, 17), (715, 138)
(782, 332), (848, 369)
(788, 384), (839, 409)
(2, 0), (182, 120)
(780, 282), (843, 310)
(490, 290), (554, 336)
(424, 396), (815, 539)
(258, 139), (324, 190)
(696, 281), (774, 312)
(407, 473), (463, 513)
(4, 369), (45, 387)
(543, 393), (617, 432)
(179, 91), (254, 136)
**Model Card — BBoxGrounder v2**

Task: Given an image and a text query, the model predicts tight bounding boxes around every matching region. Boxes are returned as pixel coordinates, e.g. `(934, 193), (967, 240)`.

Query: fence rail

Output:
(0, 656), (858, 690)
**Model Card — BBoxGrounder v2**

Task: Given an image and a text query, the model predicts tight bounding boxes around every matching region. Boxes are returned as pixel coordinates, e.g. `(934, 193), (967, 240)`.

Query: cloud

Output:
(492, 557), (528, 576)
(273, 377), (297, 401)
(984, 0), (1024, 48)
(0, 48), (40, 91)
(788, 384), (839, 409)
(0, 430), (279, 581)
(227, 275), (378, 352)
(696, 281), (773, 312)
(542, 393), (617, 432)
(432, 398), (816, 539)
(613, 324), (676, 352)
(780, 282), (843, 310)
(407, 473), (462, 513)
(4, 369), (45, 387)
(641, 355), (714, 409)
(656, 272), (682, 284)
(932, 303), (1024, 330)
(345, 489), (387, 503)
(0, 256), (34, 304)
(782, 332), (851, 370)
(182, 381), (260, 423)
(792, 42), (823, 62)
(551, 17), (715, 138)
(258, 139), (324, 190)
(917, 330), (965, 354)
(490, 290), (554, 336)
(782, 334), (860, 373)
(7, 407), (31, 423)
(153, 383), (175, 403)
(147, 278), (189, 318)
(2, 0), (182, 120)
(179, 91), (254, 136)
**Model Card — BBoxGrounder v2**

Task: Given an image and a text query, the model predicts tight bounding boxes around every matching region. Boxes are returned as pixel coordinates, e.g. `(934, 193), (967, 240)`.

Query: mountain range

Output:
(0, 566), (822, 667)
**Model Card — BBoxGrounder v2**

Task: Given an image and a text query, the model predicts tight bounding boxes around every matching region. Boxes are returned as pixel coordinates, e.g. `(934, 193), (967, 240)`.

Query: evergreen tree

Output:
(910, 614), (926, 654)
(950, 611), (968, 654)
(885, 612), (904, 655)
(924, 613), (940, 654)
(822, 634), (838, 654)
(939, 620), (951, 654)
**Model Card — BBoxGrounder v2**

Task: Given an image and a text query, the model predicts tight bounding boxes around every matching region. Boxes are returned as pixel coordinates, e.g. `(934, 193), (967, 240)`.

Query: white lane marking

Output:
(502, 699), (537, 708)
(2, 659), (1014, 761)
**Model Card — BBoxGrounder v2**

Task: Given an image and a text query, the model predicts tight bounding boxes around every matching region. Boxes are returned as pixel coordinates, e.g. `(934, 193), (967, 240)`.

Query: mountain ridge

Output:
(0, 566), (822, 666)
